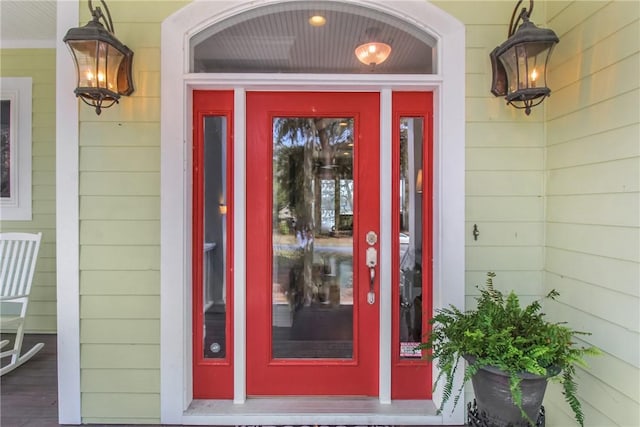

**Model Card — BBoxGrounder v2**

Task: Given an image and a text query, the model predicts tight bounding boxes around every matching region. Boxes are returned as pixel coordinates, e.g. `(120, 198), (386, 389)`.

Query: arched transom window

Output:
(190, 1), (437, 74)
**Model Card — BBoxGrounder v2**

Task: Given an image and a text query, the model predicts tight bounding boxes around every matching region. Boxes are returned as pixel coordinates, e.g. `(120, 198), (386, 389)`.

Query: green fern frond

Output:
(562, 367), (585, 426)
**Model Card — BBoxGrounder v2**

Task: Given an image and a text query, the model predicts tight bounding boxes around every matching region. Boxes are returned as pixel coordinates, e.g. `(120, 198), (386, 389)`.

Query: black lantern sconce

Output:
(63, 0), (134, 115)
(490, 0), (559, 115)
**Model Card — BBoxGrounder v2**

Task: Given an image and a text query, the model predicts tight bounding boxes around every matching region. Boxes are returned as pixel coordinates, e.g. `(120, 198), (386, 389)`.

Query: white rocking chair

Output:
(0, 232), (44, 376)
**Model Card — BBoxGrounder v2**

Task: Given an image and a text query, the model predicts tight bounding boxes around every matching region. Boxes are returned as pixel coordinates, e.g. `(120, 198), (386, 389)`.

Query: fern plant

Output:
(420, 272), (599, 426)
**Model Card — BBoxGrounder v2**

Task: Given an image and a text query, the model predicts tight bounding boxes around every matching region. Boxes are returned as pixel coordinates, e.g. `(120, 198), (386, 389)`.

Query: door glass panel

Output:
(272, 117), (354, 359)
(398, 117), (424, 359)
(202, 116), (228, 359)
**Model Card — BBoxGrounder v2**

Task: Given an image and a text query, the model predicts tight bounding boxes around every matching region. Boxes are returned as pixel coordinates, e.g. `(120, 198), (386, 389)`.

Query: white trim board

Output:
(379, 88), (393, 404)
(160, 0), (465, 424)
(55, 0), (81, 424)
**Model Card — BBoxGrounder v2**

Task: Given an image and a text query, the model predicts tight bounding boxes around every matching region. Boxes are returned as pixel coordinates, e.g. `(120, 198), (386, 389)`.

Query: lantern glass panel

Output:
(104, 44), (125, 93)
(67, 39), (100, 88)
(526, 42), (555, 90)
(498, 46), (519, 94)
(66, 39), (125, 95)
(499, 41), (555, 96)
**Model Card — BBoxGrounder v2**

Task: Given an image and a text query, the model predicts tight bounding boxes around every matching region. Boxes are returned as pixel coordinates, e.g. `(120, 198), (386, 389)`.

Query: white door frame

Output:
(161, 0), (465, 424)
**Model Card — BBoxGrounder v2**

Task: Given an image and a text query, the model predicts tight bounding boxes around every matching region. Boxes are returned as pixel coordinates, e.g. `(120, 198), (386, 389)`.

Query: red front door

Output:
(246, 92), (380, 396)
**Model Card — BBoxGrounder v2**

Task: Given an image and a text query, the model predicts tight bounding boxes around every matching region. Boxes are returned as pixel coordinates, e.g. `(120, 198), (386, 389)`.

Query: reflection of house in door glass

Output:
(0, 100), (11, 198)
(320, 179), (353, 232)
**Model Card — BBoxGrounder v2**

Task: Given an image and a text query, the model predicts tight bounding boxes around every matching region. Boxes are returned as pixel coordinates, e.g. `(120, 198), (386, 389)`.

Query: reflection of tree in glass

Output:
(273, 117), (353, 234)
(0, 100), (11, 198)
(399, 119), (409, 227)
(273, 117), (353, 306)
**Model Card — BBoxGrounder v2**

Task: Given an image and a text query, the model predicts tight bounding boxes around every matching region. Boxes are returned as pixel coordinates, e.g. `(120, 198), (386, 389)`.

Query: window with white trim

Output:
(0, 78), (32, 221)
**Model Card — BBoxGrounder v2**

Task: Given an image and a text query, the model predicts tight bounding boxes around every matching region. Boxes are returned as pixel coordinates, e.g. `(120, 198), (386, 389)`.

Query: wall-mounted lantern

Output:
(490, 0), (558, 115)
(63, 0), (134, 115)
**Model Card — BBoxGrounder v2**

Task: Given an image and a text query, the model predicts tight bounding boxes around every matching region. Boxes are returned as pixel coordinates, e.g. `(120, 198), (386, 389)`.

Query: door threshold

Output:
(184, 397), (447, 425)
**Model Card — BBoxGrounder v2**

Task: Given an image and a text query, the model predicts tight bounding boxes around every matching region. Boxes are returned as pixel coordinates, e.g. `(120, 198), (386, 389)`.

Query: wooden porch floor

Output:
(0, 334), (442, 427)
(1, 333), (59, 427)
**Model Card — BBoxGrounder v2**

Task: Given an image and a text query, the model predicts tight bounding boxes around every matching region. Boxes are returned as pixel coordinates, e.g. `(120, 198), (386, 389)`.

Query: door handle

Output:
(368, 267), (376, 304)
(366, 246), (377, 305)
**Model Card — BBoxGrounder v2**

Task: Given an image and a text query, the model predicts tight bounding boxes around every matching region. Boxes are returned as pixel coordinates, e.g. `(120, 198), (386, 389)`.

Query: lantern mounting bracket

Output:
(88, 0), (115, 35)
(508, 0), (533, 38)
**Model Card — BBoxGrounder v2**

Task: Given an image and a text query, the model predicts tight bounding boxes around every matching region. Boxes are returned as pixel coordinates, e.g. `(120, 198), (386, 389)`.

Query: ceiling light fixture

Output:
(308, 15), (326, 27)
(63, 0), (134, 115)
(355, 28), (391, 67)
(490, 0), (559, 115)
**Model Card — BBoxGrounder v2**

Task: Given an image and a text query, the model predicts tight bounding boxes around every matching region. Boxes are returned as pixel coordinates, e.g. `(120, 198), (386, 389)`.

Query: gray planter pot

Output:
(465, 356), (557, 427)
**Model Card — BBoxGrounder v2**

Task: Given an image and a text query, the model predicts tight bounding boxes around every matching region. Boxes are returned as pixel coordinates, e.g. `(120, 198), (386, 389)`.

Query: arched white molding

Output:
(161, 1), (465, 424)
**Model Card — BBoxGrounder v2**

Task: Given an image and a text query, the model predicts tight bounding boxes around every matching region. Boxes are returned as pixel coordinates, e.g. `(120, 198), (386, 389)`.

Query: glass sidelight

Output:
(201, 116), (228, 359)
(398, 117), (424, 359)
(390, 92), (432, 399)
(193, 91), (234, 398)
(271, 117), (355, 359)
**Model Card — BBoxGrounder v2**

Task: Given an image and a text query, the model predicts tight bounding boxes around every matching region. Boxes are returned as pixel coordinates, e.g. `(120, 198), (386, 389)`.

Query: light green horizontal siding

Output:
(81, 393), (160, 420)
(81, 221), (160, 245)
(466, 148), (544, 171)
(79, 97), (160, 122)
(466, 171), (543, 196)
(464, 222), (544, 246)
(545, 274), (638, 333)
(80, 196), (160, 220)
(547, 90), (639, 145)
(466, 122), (545, 147)
(77, 1), (189, 423)
(546, 124), (639, 171)
(545, 300), (637, 368)
(80, 147), (160, 172)
(546, 222), (638, 261)
(466, 96), (545, 123)
(547, 157), (639, 195)
(82, 369), (160, 393)
(82, 418), (160, 425)
(465, 271), (543, 297)
(545, 248), (638, 297)
(0, 48), (56, 333)
(466, 247), (544, 271)
(80, 270), (159, 296)
(466, 196), (543, 222)
(81, 296), (160, 319)
(544, 2), (640, 425)
(434, 1), (547, 311)
(80, 246), (159, 270)
(81, 344), (160, 369)
(80, 122), (161, 146)
(550, 54), (639, 117)
(79, 172), (159, 196)
(81, 319), (159, 344)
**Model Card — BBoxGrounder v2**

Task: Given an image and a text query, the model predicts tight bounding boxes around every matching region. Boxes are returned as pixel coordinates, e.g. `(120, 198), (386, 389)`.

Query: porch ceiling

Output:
(0, 1), (56, 47)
